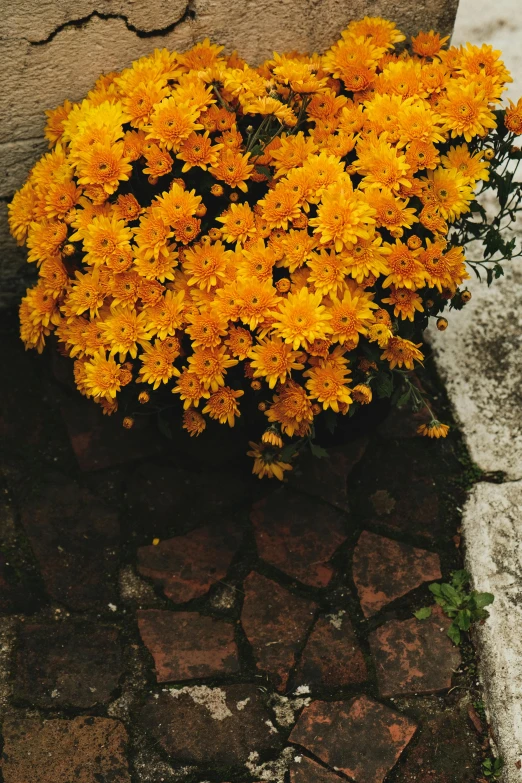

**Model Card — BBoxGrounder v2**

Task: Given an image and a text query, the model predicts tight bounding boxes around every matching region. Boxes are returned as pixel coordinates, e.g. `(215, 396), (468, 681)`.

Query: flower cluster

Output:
(10, 18), (522, 478)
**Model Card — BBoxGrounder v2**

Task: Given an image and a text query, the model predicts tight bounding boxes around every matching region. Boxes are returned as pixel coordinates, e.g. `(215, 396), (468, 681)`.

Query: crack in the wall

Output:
(25, 2), (196, 47)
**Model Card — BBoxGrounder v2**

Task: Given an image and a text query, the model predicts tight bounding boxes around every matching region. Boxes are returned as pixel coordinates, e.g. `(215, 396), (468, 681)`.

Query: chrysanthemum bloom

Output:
(203, 386), (244, 426)
(247, 441), (293, 480)
(352, 383), (373, 404)
(270, 132), (319, 177)
(242, 96), (297, 127)
(422, 167), (474, 222)
(354, 136), (411, 191)
(187, 346), (238, 391)
(143, 290), (185, 339)
(344, 15), (405, 49)
(258, 184), (303, 229)
(79, 214), (133, 267)
(417, 420), (450, 438)
(236, 279), (281, 330)
(411, 30), (449, 57)
(225, 326), (253, 360)
(309, 177), (376, 252)
(83, 349), (124, 400)
(272, 287), (332, 350)
(26, 219), (68, 265)
(306, 249), (349, 296)
(186, 309), (228, 349)
(145, 97), (203, 151)
(132, 209), (174, 261)
(371, 190), (419, 232)
(183, 408), (207, 436)
(248, 337), (304, 389)
(143, 145), (174, 179)
(441, 144), (490, 183)
(381, 336), (424, 369)
(112, 193), (142, 223)
(439, 81), (497, 142)
(40, 257), (69, 298)
(210, 149), (254, 192)
(381, 240), (426, 290)
(171, 368), (210, 408)
(265, 380), (314, 436)
(176, 131), (223, 172)
(328, 286), (377, 345)
(7, 182), (38, 244)
(101, 305), (151, 361)
(404, 140), (441, 173)
(154, 182), (202, 227)
(66, 268), (106, 317)
(182, 240), (231, 291)
(138, 340), (179, 389)
(76, 141), (132, 195)
(275, 229), (317, 272)
(304, 360), (352, 412)
(381, 286), (424, 321)
(505, 97), (522, 135)
(217, 203), (257, 246)
(368, 322), (393, 348)
(238, 239), (277, 282)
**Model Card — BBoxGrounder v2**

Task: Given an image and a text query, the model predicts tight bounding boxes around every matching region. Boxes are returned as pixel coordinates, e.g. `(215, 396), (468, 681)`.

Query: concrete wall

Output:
(0, 0), (459, 308)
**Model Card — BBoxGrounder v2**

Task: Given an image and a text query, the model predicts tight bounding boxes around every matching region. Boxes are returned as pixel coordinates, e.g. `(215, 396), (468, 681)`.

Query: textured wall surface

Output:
(0, 0), (459, 308)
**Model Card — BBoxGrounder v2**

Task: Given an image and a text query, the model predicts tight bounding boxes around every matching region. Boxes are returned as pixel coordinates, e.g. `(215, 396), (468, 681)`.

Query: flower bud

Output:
(138, 391), (150, 404)
(123, 416), (135, 429)
(436, 317), (448, 331)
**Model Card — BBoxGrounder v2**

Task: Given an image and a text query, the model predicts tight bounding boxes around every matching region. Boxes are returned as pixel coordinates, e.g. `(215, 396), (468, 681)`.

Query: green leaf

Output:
(457, 609), (472, 631)
(309, 441), (329, 459)
(254, 165), (273, 180)
(279, 440), (302, 463)
(447, 622), (461, 645)
(414, 606), (432, 620)
(374, 372), (394, 399)
(429, 583), (443, 598)
(451, 569), (470, 590)
(473, 591), (495, 609)
(441, 583), (462, 607)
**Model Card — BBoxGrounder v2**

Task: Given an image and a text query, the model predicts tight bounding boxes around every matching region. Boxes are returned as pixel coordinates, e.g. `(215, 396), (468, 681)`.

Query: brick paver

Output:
(0, 318), (486, 783)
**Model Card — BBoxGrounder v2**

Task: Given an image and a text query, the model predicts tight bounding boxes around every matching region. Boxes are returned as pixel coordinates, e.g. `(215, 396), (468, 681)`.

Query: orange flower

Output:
(203, 386), (244, 426)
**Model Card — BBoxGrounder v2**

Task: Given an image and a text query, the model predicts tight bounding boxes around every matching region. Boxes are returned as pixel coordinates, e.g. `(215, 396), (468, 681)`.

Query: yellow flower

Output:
(328, 286), (377, 345)
(183, 409), (207, 436)
(183, 240), (231, 291)
(439, 80), (497, 142)
(138, 340), (179, 389)
(265, 380), (314, 437)
(101, 305), (151, 362)
(76, 141), (132, 195)
(417, 421), (450, 438)
(304, 360), (352, 412)
(146, 98), (203, 151)
(381, 240), (426, 289)
(505, 97), (522, 135)
(381, 286), (424, 321)
(441, 144), (490, 183)
(143, 290), (186, 339)
(309, 176), (376, 252)
(171, 368), (210, 408)
(352, 383), (373, 404)
(272, 287), (332, 350)
(202, 386), (244, 426)
(381, 336), (424, 369)
(242, 97), (297, 127)
(210, 149), (254, 192)
(187, 346), (238, 391)
(248, 337), (304, 389)
(81, 214), (133, 266)
(422, 167), (474, 222)
(247, 441), (293, 480)
(83, 349), (124, 400)
(217, 202), (257, 245)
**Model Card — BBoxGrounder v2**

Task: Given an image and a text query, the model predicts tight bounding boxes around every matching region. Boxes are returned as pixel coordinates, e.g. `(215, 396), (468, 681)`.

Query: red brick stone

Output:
(241, 572), (316, 691)
(140, 684), (283, 767)
(251, 492), (346, 587)
(353, 531), (442, 617)
(128, 462), (250, 529)
(60, 394), (164, 471)
(1, 714), (130, 783)
(290, 755), (343, 783)
(351, 440), (443, 541)
(13, 622), (123, 708)
(137, 523), (243, 603)
(19, 475), (119, 610)
(289, 695), (417, 783)
(294, 612), (368, 689)
(137, 610), (239, 683)
(397, 706), (482, 782)
(288, 438), (368, 511)
(369, 607), (461, 697)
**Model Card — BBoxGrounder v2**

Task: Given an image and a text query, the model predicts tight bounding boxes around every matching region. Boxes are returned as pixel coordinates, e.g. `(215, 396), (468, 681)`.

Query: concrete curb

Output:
(431, 0), (522, 778)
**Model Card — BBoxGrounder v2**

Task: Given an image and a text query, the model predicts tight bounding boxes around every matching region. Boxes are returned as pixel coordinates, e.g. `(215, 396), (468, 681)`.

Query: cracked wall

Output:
(0, 0), (459, 308)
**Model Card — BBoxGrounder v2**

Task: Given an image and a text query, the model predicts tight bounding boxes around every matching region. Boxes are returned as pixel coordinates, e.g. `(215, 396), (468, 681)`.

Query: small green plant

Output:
(414, 569), (494, 645)
(482, 756), (504, 779)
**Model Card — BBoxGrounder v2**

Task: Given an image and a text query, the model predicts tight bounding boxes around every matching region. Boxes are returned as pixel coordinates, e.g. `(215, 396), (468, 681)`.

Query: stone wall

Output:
(0, 0), (459, 308)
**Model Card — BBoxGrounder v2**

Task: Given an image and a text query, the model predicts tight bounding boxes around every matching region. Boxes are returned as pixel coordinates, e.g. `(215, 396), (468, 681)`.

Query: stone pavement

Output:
(0, 311), (492, 782)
